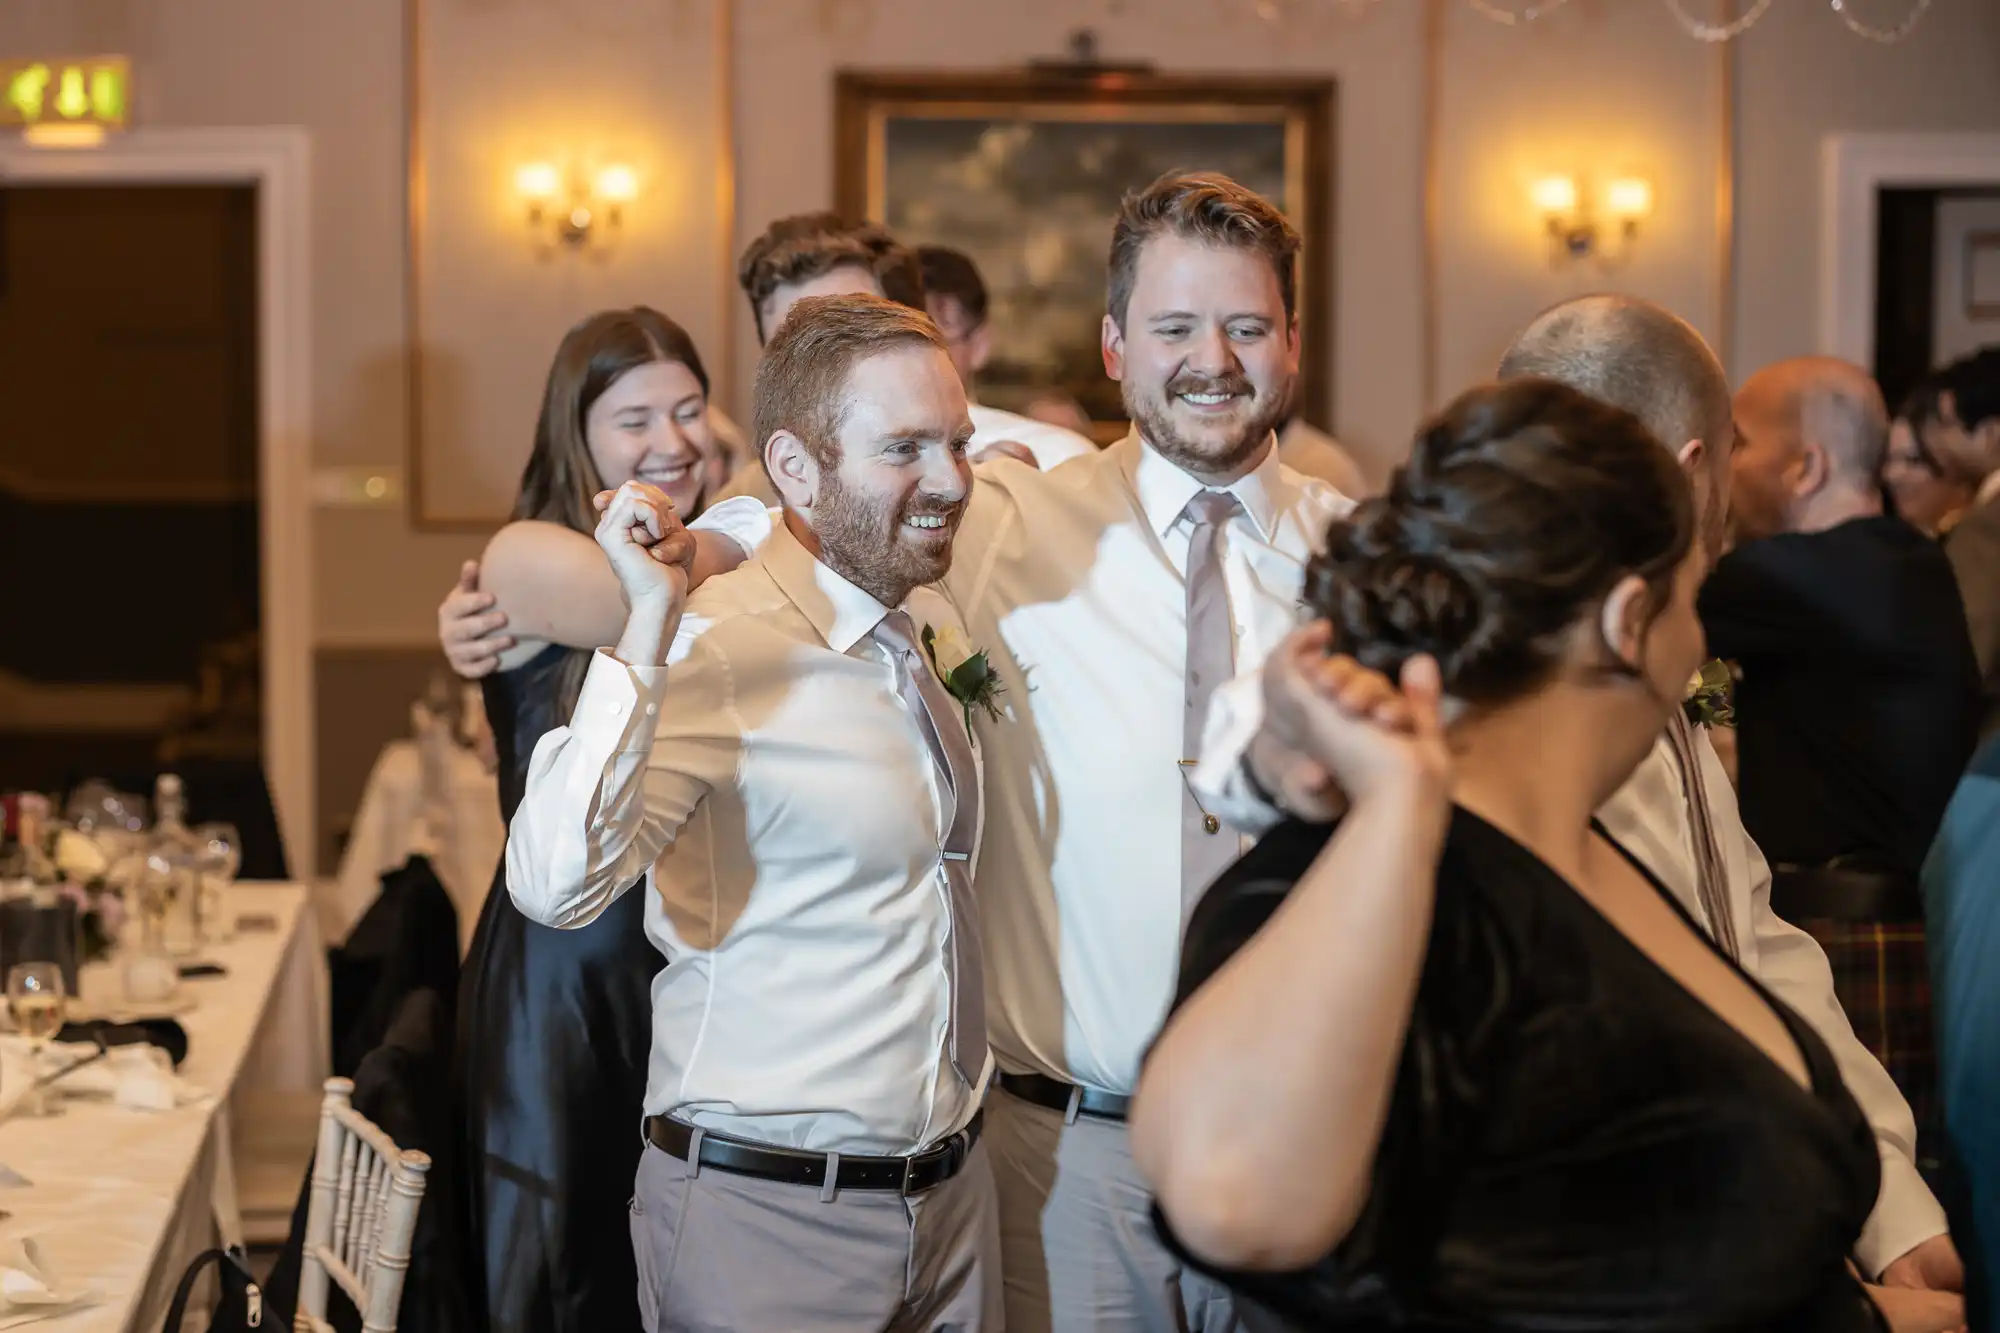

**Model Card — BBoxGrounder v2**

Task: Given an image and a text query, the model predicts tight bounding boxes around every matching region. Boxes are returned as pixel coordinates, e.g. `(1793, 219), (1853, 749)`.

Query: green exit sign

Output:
(1, 56), (129, 130)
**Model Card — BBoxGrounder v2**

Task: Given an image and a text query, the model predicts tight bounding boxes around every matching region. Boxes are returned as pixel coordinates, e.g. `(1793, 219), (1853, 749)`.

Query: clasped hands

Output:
(592, 481), (697, 617)
(1247, 622), (1450, 819)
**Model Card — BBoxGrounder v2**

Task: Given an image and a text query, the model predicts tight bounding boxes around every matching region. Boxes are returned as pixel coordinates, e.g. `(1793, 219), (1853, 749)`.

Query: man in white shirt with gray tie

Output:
(506, 295), (1001, 1333)
(450, 172), (1351, 1332)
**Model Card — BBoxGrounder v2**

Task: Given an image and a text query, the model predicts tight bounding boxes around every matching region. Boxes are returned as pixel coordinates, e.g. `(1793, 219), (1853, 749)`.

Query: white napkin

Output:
(56, 1045), (200, 1112)
(0, 1235), (97, 1327)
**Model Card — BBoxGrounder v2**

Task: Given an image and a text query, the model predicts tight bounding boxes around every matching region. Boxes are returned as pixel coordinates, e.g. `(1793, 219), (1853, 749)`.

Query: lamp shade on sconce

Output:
(1531, 175), (1579, 217)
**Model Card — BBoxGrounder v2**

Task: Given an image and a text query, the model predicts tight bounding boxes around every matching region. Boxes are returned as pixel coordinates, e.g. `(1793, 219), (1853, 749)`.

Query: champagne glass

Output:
(192, 822), (241, 942)
(7, 962), (66, 1116)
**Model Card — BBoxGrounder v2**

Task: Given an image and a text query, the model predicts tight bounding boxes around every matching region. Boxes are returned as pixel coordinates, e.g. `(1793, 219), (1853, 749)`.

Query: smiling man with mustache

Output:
(448, 172), (1353, 1333)
(508, 294), (1004, 1333)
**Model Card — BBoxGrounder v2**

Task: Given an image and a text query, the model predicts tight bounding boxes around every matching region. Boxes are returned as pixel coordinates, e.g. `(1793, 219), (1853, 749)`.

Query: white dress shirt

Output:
(967, 402), (1097, 471)
(1195, 683), (1949, 1276)
(506, 522), (990, 1155)
(694, 441), (1352, 1095)
(945, 435), (1352, 1094)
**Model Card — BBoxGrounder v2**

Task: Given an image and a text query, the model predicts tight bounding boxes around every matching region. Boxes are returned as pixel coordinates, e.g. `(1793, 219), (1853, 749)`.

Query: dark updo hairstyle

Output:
(1305, 378), (1695, 704)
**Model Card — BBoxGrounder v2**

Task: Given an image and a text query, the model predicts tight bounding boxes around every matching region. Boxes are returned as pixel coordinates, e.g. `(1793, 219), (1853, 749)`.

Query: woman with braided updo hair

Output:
(1132, 378), (1894, 1332)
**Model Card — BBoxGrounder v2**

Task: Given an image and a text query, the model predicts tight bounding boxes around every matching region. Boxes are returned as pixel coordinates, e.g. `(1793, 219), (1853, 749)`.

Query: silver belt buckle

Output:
(901, 1150), (919, 1196)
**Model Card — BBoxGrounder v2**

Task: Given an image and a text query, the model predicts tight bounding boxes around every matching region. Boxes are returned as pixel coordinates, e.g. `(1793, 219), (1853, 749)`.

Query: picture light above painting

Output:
(834, 70), (1335, 445)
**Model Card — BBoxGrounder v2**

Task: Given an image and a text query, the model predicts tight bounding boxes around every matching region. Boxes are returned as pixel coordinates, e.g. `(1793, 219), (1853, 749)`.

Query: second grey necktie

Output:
(1665, 707), (1742, 961)
(1183, 490), (1243, 913)
(873, 609), (987, 1086)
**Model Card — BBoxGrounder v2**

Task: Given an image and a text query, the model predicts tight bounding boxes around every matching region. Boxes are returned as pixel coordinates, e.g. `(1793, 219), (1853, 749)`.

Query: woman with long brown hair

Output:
(457, 307), (742, 1333)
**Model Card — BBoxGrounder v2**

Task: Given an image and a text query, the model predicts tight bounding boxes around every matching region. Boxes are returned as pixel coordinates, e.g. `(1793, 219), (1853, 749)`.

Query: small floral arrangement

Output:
(922, 624), (1006, 735)
(5, 794), (125, 964)
(1683, 658), (1736, 730)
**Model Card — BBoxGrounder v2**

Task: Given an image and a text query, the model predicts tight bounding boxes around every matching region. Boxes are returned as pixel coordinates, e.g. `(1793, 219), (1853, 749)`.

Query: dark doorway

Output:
(0, 184), (274, 863)
(1874, 185), (2000, 410)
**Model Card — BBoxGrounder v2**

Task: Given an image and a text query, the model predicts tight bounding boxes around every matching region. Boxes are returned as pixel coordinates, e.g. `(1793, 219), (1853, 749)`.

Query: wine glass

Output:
(192, 823), (241, 942)
(7, 962), (66, 1117)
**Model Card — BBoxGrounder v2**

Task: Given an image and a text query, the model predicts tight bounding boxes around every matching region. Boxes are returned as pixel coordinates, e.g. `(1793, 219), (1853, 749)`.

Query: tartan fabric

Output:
(1798, 916), (1939, 1169)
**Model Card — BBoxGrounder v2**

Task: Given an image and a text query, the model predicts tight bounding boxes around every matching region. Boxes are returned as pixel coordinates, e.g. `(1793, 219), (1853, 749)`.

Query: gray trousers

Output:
(985, 1091), (1240, 1333)
(628, 1136), (1004, 1333)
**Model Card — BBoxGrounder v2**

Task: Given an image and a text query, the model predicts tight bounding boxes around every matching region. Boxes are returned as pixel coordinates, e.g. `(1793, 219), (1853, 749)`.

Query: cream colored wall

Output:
(1732, 0), (2000, 383)
(8, 0), (1998, 648)
(411, 0), (730, 527)
(1432, 0), (1725, 399)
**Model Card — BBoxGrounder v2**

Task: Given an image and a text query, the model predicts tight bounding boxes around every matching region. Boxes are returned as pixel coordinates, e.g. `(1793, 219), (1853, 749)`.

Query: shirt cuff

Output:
(1853, 1144), (1951, 1278)
(569, 649), (672, 756)
(691, 493), (776, 558)
(1192, 672), (1286, 837)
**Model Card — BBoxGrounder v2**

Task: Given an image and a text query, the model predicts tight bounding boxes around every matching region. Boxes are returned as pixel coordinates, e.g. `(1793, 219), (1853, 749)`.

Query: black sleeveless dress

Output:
(1156, 807), (1888, 1333)
(457, 644), (660, 1333)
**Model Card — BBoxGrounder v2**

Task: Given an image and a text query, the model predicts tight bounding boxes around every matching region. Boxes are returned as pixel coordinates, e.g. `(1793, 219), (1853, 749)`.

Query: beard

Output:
(1125, 369), (1288, 480)
(814, 472), (962, 607)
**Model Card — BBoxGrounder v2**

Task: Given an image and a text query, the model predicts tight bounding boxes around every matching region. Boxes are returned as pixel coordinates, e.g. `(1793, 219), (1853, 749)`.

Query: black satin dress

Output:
(457, 644), (659, 1333)
(1157, 808), (1888, 1333)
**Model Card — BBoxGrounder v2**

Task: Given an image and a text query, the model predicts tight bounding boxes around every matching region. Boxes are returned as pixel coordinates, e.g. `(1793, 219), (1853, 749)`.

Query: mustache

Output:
(898, 497), (965, 521)
(1166, 373), (1254, 398)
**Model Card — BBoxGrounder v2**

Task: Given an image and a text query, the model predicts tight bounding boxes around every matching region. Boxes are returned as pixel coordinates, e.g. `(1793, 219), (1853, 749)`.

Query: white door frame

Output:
(0, 127), (315, 877)
(1821, 131), (2000, 366)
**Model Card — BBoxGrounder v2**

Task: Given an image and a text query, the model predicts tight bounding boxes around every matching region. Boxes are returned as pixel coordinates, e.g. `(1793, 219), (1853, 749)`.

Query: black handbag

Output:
(160, 1245), (263, 1332)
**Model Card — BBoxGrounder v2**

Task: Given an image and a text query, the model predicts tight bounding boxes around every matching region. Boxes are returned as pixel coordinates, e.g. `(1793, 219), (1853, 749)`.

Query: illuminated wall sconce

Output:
(515, 162), (639, 256)
(1533, 174), (1654, 266)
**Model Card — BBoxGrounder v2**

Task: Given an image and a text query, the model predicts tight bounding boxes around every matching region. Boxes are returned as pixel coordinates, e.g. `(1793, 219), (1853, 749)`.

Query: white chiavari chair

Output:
(295, 1076), (430, 1333)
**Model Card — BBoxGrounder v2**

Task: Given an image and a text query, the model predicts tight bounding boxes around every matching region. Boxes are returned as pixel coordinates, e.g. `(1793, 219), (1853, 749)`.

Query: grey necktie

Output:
(873, 609), (987, 1086)
(1665, 707), (1742, 961)
(1182, 490), (1243, 912)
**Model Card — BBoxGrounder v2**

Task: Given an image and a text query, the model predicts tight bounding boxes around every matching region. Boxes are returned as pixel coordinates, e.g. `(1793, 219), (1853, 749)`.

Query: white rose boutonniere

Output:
(1683, 658), (1736, 729)
(921, 623), (1006, 734)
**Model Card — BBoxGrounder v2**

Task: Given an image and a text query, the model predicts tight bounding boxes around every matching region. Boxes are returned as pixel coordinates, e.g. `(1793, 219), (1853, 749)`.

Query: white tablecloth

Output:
(331, 740), (503, 952)
(0, 884), (318, 1332)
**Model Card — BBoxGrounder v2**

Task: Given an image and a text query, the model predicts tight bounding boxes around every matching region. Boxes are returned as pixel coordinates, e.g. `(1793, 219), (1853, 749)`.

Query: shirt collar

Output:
(758, 519), (895, 654)
(1119, 428), (1283, 542)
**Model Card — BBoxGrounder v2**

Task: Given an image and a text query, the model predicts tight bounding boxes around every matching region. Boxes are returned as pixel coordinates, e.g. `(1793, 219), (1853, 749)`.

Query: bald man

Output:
(1700, 356), (1980, 1197)
(1197, 305), (1967, 1324)
(1703, 356), (1978, 874)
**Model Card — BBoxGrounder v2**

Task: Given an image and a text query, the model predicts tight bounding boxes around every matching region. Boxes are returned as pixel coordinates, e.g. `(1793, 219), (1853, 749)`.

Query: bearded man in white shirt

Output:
(1197, 293), (1966, 1333)
(445, 171), (1352, 1333)
(507, 295), (1001, 1333)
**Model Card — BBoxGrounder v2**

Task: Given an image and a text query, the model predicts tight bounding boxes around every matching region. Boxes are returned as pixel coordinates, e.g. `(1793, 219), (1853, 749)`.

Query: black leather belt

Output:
(644, 1111), (983, 1195)
(1770, 863), (1923, 923)
(997, 1072), (1132, 1122)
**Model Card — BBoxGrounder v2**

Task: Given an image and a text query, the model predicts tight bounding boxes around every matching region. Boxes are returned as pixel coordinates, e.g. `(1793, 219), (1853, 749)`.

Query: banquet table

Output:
(331, 740), (502, 952)
(0, 883), (320, 1332)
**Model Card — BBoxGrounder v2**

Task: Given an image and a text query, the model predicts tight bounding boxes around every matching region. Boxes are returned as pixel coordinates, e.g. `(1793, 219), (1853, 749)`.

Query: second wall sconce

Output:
(1533, 174), (1654, 266)
(516, 161), (639, 256)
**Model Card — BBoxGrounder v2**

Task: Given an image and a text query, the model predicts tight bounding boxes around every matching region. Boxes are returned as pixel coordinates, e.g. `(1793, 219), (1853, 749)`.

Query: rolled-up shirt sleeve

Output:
(507, 628), (739, 929)
(1192, 666), (1287, 839)
(691, 494), (778, 559)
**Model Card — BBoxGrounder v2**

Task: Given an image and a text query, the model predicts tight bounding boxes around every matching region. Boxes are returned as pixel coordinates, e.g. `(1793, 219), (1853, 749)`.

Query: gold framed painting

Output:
(834, 71), (1336, 442)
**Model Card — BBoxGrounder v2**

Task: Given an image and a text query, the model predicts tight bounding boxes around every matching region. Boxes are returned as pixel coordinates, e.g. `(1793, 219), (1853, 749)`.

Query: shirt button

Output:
(607, 701), (622, 716)
(644, 703), (658, 717)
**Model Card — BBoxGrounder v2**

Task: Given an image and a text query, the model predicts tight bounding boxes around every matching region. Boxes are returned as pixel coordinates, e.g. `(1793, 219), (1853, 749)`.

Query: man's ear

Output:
(1676, 437), (1704, 479)
(765, 430), (818, 511)
(1793, 443), (1828, 498)
(1101, 313), (1126, 383)
(967, 319), (995, 376)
